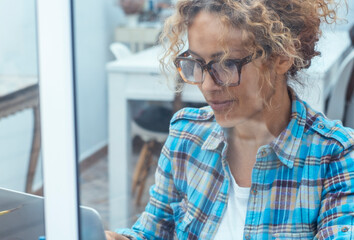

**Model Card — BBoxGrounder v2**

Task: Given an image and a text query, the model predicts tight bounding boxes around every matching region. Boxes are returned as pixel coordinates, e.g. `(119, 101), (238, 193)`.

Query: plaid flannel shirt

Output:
(116, 91), (354, 239)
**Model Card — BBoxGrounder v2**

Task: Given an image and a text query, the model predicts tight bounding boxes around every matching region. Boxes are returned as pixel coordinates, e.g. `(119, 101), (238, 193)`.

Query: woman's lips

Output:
(208, 100), (234, 111)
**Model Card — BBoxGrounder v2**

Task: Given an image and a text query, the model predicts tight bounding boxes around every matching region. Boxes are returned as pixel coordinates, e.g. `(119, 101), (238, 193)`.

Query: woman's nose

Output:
(201, 70), (222, 91)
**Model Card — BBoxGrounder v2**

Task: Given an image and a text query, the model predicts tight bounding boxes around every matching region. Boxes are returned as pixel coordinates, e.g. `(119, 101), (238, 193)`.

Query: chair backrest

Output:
(114, 27), (161, 53)
(325, 50), (354, 122)
(110, 42), (132, 61)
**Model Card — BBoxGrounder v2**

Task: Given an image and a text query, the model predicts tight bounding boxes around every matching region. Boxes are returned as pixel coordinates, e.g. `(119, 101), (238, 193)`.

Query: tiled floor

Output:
(79, 145), (157, 230)
(79, 156), (110, 228)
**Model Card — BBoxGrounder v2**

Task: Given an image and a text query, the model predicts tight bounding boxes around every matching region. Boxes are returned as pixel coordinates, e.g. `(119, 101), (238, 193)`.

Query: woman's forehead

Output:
(188, 11), (246, 49)
(187, 12), (247, 59)
(188, 11), (243, 37)
(187, 48), (244, 60)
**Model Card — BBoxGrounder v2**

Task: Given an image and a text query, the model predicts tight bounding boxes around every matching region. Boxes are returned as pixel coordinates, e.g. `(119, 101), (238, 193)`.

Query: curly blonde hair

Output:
(159, 0), (346, 91)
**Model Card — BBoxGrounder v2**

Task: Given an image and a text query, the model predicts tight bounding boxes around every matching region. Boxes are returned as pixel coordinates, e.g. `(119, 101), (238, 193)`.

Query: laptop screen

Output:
(0, 187), (106, 240)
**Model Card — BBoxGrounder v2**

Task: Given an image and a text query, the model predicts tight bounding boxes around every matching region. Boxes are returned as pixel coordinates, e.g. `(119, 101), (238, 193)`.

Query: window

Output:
(0, 0), (45, 239)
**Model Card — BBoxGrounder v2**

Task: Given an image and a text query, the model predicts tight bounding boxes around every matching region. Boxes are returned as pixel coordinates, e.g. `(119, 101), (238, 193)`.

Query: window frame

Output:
(37, 0), (80, 239)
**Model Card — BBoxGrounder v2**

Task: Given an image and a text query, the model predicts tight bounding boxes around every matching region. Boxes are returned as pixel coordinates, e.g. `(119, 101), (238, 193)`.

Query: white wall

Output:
(74, 0), (125, 159)
(0, 0), (38, 76)
(336, 1), (354, 30)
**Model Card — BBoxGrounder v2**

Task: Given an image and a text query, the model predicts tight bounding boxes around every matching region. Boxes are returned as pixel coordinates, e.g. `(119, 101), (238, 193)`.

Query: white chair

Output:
(325, 49), (354, 127)
(110, 42), (132, 60)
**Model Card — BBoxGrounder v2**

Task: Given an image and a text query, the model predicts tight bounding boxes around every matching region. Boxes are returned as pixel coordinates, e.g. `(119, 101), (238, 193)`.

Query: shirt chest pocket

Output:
(170, 199), (194, 234)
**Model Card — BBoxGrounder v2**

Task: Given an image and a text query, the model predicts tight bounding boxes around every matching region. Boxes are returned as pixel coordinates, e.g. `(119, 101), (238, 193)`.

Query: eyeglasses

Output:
(174, 50), (256, 87)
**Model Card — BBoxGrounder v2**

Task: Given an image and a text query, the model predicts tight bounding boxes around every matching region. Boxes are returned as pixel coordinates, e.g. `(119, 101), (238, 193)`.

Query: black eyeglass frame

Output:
(174, 50), (255, 87)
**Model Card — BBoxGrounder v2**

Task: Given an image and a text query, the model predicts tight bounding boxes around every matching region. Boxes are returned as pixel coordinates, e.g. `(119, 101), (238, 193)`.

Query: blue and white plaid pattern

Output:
(116, 91), (354, 239)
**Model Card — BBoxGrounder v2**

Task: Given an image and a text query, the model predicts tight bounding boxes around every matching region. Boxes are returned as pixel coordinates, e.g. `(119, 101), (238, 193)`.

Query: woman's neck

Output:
(230, 86), (291, 146)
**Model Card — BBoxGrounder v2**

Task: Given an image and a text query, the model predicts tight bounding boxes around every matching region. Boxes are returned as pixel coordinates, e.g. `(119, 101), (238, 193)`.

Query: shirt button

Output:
(261, 149), (267, 157)
(341, 226), (349, 232)
(252, 189), (257, 195)
(245, 234), (251, 240)
(318, 123), (324, 129)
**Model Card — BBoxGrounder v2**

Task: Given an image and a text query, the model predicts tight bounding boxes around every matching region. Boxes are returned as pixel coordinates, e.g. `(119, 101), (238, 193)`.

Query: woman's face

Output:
(188, 11), (276, 128)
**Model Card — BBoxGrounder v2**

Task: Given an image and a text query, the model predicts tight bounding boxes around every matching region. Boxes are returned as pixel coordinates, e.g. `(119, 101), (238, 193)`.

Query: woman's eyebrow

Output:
(188, 49), (243, 59)
(211, 52), (223, 58)
(188, 49), (224, 60)
(187, 49), (203, 58)
(212, 49), (244, 59)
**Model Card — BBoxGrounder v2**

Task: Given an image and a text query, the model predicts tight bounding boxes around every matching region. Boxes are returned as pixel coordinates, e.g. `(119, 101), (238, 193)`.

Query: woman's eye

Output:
(223, 60), (236, 69)
(194, 58), (204, 63)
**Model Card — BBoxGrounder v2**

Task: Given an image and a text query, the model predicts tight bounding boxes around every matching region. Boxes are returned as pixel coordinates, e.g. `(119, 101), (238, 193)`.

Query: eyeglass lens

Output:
(179, 59), (239, 86)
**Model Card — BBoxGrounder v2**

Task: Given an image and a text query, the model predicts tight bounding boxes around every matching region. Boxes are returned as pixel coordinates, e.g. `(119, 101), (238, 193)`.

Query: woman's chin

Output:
(214, 112), (254, 129)
(213, 114), (236, 128)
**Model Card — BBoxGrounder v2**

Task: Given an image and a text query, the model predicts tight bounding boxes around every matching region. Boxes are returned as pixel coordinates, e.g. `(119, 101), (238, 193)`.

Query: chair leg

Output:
(26, 106), (41, 194)
(132, 141), (150, 194)
(135, 141), (155, 206)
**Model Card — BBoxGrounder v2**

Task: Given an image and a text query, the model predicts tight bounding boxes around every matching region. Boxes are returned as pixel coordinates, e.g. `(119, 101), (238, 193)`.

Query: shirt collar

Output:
(202, 123), (227, 151)
(269, 89), (307, 168)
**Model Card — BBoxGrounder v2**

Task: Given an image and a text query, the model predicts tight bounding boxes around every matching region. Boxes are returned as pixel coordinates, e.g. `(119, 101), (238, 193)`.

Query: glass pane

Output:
(73, 0), (354, 239)
(72, 0), (201, 235)
(0, 0), (45, 239)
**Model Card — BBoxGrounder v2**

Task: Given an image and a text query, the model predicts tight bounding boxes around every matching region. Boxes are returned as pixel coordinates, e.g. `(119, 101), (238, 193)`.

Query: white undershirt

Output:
(214, 173), (250, 240)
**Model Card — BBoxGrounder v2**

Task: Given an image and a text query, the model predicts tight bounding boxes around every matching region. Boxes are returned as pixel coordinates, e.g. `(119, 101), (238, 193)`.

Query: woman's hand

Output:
(105, 231), (130, 240)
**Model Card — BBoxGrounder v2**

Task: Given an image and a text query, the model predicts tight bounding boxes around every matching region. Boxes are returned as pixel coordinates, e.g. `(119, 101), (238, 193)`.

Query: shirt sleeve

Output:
(115, 137), (182, 240)
(315, 145), (354, 239)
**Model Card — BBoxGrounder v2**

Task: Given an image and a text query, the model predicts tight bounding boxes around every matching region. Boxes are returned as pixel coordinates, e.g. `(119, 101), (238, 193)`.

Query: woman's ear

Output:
(274, 55), (293, 75)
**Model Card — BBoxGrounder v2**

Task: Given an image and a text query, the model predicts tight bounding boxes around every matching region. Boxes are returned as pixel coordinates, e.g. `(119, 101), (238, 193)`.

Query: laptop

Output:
(0, 187), (107, 240)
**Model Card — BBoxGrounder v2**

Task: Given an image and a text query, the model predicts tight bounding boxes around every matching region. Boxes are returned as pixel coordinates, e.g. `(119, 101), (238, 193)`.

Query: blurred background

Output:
(0, 0), (353, 235)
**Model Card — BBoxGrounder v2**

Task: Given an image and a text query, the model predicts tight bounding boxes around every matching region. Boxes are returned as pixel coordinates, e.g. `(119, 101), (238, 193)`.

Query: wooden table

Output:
(0, 76), (40, 194)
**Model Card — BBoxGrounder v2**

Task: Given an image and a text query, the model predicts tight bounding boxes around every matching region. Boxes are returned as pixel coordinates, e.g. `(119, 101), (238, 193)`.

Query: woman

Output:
(106, 0), (353, 239)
